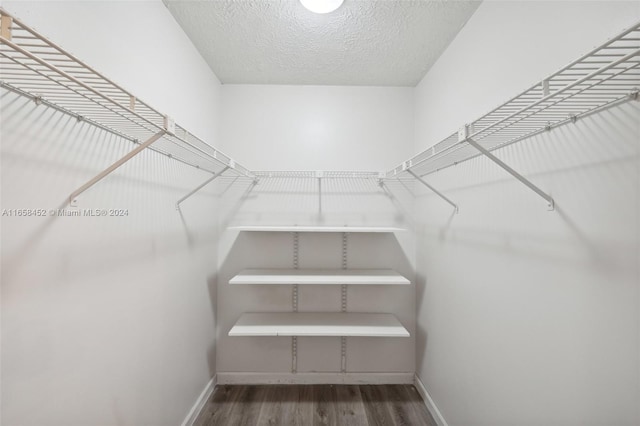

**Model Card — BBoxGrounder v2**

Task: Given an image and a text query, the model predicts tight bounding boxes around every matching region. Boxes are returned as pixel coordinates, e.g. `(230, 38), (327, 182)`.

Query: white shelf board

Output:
(229, 226), (406, 233)
(229, 312), (410, 337)
(230, 269), (410, 285)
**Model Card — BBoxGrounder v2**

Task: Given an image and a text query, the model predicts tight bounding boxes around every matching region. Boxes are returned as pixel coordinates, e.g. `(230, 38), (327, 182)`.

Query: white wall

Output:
(413, 2), (640, 425)
(1, 2), (223, 425)
(219, 85), (414, 171)
(218, 84), (415, 226)
(215, 85), (417, 381)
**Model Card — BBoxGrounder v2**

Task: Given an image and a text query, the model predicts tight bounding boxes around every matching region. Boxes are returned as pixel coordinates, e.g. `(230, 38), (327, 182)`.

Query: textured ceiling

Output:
(163, 0), (481, 86)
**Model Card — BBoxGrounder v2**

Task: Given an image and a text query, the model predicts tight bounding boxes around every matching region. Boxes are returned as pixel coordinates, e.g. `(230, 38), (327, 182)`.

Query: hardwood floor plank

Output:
(229, 385), (268, 426)
(195, 385), (245, 426)
(360, 385), (396, 426)
(335, 385), (368, 426)
(279, 385), (314, 426)
(384, 384), (426, 426)
(312, 385), (338, 426)
(193, 384), (437, 426)
(255, 385), (279, 425)
(257, 385), (305, 426)
(400, 385), (439, 426)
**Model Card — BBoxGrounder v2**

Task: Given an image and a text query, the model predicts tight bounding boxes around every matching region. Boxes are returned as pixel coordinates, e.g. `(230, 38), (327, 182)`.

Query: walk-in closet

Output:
(1, 1), (639, 425)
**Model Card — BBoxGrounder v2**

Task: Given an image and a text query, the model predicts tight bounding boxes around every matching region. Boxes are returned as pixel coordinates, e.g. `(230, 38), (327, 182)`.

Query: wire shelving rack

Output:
(0, 9), (252, 186)
(1, 9), (638, 211)
(386, 20), (639, 210)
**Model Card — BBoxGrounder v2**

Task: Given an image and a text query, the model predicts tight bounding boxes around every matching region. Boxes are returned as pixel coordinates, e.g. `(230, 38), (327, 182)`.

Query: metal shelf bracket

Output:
(163, 115), (175, 136)
(63, 130), (166, 208)
(292, 231), (299, 374)
(341, 232), (348, 374)
(175, 166), (229, 210)
(316, 170), (324, 215)
(406, 167), (459, 213)
(461, 125), (555, 211)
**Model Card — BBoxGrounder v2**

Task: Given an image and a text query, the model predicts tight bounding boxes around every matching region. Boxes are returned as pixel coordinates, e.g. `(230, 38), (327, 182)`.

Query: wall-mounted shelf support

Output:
(406, 169), (459, 213)
(292, 231), (299, 374)
(63, 130), (166, 208)
(316, 171), (323, 215)
(176, 165), (229, 209)
(465, 136), (555, 210)
(341, 232), (348, 373)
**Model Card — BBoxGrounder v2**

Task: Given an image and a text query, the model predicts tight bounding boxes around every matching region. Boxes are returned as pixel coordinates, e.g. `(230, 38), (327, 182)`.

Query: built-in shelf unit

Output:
(227, 226), (411, 373)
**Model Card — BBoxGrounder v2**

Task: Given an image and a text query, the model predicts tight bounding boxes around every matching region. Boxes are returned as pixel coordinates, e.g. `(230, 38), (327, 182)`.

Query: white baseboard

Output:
(181, 375), (216, 426)
(217, 372), (414, 385)
(413, 374), (448, 426)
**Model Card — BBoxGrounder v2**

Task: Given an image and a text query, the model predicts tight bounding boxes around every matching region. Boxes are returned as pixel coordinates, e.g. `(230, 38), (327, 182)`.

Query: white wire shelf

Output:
(0, 8), (252, 178)
(387, 21), (640, 179)
(229, 226), (407, 233)
(253, 171), (383, 179)
(229, 312), (410, 337)
(230, 269), (410, 285)
(1, 9), (638, 209)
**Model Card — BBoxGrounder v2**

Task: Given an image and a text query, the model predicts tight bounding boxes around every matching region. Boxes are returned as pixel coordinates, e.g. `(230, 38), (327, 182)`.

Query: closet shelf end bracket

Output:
(406, 167), (459, 214)
(460, 125), (555, 211)
(63, 130), (166, 209)
(176, 165), (230, 210)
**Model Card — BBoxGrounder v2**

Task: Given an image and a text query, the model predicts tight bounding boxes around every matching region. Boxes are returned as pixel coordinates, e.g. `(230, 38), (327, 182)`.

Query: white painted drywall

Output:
(215, 85), (417, 380)
(219, 84), (414, 171)
(1, 2), (222, 425)
(412, 2), (640, 425)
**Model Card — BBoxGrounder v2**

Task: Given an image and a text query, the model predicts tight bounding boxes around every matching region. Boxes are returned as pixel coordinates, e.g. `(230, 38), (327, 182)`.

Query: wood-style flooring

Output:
(194, 384), (438, 426)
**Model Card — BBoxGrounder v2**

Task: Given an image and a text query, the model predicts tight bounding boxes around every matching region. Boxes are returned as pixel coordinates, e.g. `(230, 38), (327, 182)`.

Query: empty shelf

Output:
(230, 226), (406, 233)
(229, 312), (410, 337)
(230, 269), (410, 285)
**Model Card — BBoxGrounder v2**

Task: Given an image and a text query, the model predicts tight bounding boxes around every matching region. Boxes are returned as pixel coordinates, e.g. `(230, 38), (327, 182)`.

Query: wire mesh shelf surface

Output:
(253, 171), (383, 179)
(0, 9), (252, 178)
(387, 21), (640, 178)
